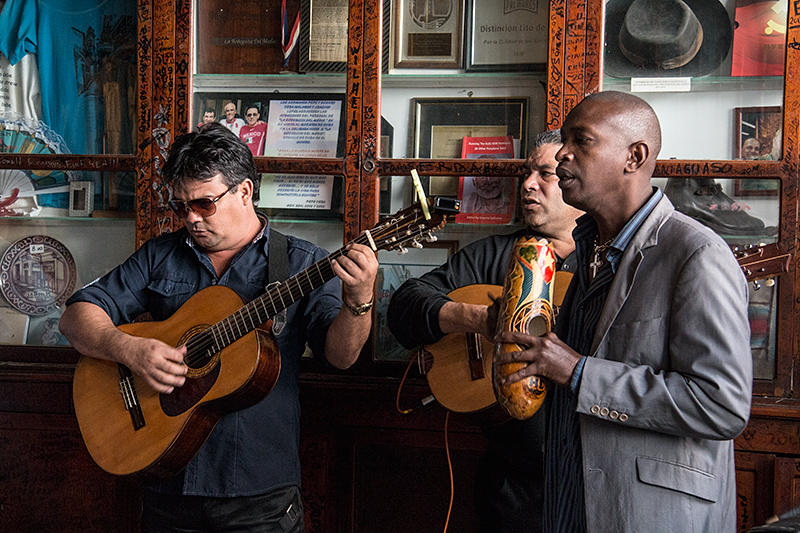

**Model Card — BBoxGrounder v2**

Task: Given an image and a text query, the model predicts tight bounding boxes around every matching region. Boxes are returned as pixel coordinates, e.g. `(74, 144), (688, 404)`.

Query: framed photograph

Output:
(193, 92), (346, 157)
(69, 181), (94, 217)
(465, 0), (549, 72)
(412, 97), (528, 197)
(734, 106), (782, 196)
(393, 0), (465, 69)
(374, 241), (459, 362)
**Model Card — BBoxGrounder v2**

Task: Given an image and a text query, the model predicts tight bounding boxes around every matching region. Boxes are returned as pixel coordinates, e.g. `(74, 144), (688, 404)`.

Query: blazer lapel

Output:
(589, 196), (675, 356)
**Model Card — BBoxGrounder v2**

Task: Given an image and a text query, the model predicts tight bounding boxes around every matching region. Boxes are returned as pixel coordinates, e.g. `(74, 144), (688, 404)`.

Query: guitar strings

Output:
(182, 208), (431, 368)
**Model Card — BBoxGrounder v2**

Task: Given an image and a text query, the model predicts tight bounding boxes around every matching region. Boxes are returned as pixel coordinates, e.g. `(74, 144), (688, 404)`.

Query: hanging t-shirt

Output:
(0, 0), (137, 155)
(0, 51), (41, 121)
(239, 122), (267, 156)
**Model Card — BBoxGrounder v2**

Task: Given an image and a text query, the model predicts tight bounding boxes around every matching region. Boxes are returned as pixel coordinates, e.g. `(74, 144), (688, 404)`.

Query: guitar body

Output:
(72, 285), (281, 478)
(424, 272), (574, 414)
(425, 285), (501, 413)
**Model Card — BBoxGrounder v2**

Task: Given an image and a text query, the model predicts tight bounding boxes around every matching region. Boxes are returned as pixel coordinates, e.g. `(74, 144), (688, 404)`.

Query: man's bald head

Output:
(576, 91), (662, 165)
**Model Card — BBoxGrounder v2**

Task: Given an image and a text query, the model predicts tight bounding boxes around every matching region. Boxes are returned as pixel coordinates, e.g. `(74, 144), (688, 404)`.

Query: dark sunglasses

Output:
(168, 184), (237, 218)
(246, 112), (258, 117)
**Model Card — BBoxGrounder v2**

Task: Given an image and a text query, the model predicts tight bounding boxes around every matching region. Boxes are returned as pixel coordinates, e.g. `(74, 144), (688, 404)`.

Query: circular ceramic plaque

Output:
(0, 235), (77, 315)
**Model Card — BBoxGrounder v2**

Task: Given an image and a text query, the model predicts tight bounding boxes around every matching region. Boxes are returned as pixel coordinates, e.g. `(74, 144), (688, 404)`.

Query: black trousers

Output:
(141, 485), (303, 533)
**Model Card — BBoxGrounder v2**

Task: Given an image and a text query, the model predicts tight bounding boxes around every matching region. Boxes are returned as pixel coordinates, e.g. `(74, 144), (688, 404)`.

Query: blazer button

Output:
(591, 405), (600, 414)
(600, 407), (609, 417)
(619, 413), (628, 422)
(609, 410), (619, 419)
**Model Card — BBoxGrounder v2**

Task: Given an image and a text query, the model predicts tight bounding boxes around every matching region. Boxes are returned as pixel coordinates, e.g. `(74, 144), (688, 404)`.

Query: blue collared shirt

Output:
(67, 214), (342, 497)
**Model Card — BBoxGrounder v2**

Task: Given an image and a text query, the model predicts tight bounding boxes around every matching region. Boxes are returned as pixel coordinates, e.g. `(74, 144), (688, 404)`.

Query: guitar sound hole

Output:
(180, 325), (220, 377)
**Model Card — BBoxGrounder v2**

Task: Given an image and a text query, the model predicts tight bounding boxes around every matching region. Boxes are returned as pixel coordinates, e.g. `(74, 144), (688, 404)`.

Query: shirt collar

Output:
(573, 186), (662, 273)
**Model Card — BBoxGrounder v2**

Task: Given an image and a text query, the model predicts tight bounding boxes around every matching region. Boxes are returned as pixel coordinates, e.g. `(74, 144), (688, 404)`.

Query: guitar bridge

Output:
(117, 364), (145, 430)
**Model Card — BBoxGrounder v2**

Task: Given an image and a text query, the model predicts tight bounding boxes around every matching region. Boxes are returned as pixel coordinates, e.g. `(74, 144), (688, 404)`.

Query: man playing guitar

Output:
(387, 129), (583, 533)
(60, 122), (378, 533)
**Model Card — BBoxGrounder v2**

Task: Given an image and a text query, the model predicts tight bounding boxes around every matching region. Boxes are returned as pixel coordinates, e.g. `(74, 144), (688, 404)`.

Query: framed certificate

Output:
(393, 0), (465, 69)
(412, 97), (528, 199)
(465, 0), (549, 72)
(299, 0), (349, 72)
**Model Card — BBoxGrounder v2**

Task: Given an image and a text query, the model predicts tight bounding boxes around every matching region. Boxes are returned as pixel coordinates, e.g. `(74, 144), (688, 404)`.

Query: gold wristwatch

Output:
(344, 298), (374, 316)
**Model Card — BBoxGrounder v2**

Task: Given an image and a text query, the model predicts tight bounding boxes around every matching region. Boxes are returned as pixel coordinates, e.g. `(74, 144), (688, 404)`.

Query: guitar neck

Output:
(188, 199), (450, 358)
(196, 234), (370, 356)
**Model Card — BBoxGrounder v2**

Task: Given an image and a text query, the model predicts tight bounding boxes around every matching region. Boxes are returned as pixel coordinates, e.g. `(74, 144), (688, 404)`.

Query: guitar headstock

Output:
(732, 242), (791, 287)
(369, 197), (460, 255)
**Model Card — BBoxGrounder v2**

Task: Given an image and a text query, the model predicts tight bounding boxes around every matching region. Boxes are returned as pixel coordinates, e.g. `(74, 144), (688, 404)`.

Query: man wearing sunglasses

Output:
(60, 122), (378, 533)
(240, 104), (268, 157)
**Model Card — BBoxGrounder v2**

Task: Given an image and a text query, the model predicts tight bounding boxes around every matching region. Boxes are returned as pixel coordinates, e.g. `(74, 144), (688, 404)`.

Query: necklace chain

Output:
(589, 237), (613, 279)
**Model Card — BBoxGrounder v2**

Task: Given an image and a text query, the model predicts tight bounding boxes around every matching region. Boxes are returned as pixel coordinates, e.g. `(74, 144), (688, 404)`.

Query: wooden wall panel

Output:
(735, 451), (775, 531)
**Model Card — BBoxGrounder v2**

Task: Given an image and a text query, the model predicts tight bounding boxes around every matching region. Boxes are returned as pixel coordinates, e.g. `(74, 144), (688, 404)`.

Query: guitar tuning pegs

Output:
(425, 234), (438, 243)
(765, 278), (776, 287)
(752, 280), (761, 291)
(397, 246), (408, 255)
(411, 240), (423, 248)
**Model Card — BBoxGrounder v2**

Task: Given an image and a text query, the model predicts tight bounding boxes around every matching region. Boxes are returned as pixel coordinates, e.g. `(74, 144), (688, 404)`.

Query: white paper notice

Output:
(264, 100), (342, 158)
(630, 77), (692, 92)
(260, 174), (334, 210)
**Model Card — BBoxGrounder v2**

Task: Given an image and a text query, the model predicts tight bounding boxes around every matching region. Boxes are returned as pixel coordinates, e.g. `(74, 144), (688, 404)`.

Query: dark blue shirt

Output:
(545, 188), (662, 533)
(67, 215), (342, 497)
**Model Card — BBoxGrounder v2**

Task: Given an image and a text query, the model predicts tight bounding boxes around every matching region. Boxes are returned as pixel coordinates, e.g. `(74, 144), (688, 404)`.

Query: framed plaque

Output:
(394, 0), (465, 69)
(412, 97), (527, 197)
(465, 0), (549, 72)
(196, 0), (301, 74)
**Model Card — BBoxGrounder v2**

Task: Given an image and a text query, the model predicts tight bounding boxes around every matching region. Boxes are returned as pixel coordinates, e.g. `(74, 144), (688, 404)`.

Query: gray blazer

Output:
(574, 196), (752, 532)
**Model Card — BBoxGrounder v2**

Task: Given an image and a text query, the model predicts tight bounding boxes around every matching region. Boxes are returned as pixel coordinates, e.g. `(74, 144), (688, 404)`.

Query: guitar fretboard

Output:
(182, 203), (443, 367)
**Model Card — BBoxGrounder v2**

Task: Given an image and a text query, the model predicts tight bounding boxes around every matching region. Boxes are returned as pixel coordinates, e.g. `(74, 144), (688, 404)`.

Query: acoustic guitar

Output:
(73, 199), (453, 479)
(422, 241), (791, 414)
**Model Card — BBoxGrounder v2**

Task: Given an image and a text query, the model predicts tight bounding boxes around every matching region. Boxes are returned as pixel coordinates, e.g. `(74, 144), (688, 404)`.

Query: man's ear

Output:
(240, 178), (254, 204)
(625, 141), (650, 173)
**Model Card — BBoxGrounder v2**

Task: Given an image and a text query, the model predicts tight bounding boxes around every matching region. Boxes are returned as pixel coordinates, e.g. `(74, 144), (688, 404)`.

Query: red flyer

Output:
(731, 0), (787, 77)
(456, 135), (516, 224)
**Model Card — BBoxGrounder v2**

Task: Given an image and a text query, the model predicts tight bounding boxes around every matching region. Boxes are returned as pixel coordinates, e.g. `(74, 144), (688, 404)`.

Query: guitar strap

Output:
(268, 229), (289, 283)
(268, 229), (289, 336)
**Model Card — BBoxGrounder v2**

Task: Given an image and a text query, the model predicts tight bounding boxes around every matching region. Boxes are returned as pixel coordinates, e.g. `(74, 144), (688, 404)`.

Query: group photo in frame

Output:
(374, 241), (458, 362)
(193, 92), (346, 219)
(393, 0), (465, 69)
(733, 105), (782, 196)
(465, 0), (549, 71)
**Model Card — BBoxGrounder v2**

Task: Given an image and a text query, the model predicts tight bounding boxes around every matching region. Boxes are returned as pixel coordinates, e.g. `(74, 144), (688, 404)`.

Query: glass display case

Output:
(599, 0), (788, 391)
(1, 0), (799, 530)
(0, 0), (138, 348)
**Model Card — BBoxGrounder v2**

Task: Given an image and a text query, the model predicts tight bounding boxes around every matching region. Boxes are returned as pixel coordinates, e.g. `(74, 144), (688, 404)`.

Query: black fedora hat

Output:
(605, 0), (733, 78)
